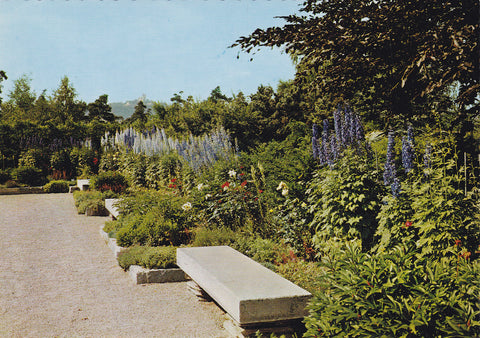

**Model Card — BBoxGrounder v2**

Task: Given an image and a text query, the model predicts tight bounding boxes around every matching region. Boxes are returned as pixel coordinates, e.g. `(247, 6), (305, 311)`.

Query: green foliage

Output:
(43, 180), (70, 193)
(0, 169), (11, 184)
(233, 0), (479, 129)
(12, 166), (46, 186)
(90, 171), (128, 194)
(70, 146), (97, 178)
(304, 244), (480, 337)
(308, 151), (385, 251)
(191, 227), (293, 265)
(117, 245), (177, 271)
(275, 261), (326, 297)
(275, 197), (315, 259)
(73, 190), (106, 215)
(113, 191), (193, 247)
(18, 148), (49, 172)
(50, 150), (72, 174)
(191, 226), (240, 247)
(375, 140), (480, 259)
(98, 150), (120, 172)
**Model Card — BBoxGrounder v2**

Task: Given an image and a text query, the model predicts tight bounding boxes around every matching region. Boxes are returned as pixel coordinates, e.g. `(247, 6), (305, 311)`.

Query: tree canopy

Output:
(232, 0), (479, 127)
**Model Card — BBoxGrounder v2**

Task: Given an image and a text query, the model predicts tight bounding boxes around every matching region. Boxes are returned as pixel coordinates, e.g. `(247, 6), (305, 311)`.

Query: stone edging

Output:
(0, 187), (45, 195)
(99, 225), (188, 284)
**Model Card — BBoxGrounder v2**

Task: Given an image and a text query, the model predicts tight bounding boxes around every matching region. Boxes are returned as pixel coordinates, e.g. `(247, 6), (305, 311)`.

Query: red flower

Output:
(405, 221), (412, 228)
(455, 239), (462, 247)
(168, 184), (177, 189)
(93, 157), (98, 165)
(221, 181), (230, 189)
(239, 173), (245, 176)
(171, 178), (177, 183)
(240, 181), (247, 187)
(258, 189), (263, 194)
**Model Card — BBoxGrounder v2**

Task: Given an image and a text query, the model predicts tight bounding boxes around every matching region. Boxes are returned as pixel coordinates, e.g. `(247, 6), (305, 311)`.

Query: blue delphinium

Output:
(391, 177), (401, 198)
(401, 125), (415, 173)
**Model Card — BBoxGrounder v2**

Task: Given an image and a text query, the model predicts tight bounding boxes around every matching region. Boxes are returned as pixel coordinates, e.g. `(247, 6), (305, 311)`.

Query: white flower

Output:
(228, 169), (237, 178)
(281, 188), (289, 197)
(205, 194), (212, 200)
(277, 181), (288, 191)
(197, 183), (206, 191)
(181, 202), (192, 211)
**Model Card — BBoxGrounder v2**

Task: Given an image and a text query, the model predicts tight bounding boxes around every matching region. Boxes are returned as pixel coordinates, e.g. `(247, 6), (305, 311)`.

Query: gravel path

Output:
(0, 193), (228, 338)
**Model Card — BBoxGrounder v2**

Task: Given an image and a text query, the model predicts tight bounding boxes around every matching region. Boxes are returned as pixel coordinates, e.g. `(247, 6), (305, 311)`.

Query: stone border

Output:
(99, 225), (187, 285)
(0, 187), (45, 195)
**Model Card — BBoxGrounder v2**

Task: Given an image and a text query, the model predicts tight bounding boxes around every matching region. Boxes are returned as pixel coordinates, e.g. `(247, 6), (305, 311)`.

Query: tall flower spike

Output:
(402, 126), (415, 173)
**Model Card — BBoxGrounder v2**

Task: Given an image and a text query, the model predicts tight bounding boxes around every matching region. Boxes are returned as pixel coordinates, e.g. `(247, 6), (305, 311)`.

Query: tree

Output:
(208, 86), (229, 103)
(8, 74), (36, 114)
(125, 100), (149, 129)
(51, 76), (86, 123)
(232, 0), (479, 130)
(0, 70), (8, 106)
(87, 94), (115, 122)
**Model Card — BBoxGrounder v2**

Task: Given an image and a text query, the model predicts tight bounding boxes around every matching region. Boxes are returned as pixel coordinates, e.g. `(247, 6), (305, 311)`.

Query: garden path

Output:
(0, 193), (228, 338)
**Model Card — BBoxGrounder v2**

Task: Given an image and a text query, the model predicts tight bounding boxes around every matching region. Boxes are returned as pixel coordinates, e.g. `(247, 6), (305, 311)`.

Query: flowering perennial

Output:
(102, 126), (234, 174)
(312, 105), (367, 167)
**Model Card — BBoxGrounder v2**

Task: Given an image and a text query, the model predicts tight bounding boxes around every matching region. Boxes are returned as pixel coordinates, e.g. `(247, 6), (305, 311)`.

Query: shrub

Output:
(5, 180), (19, 188)
(73, 190), (108, 215)
(191, 227), (239, 247)
(113, 191), (193, 247)
(0, 169), (11, 184)
(117, 245), (177, 270)
(13, 166), (46, 186)
(275, 261), (326, 296)
(303, 244), (480, 337)
(43, 180), (70, 193)
(375, 139), (480, 260)
(308, 150), (385, 252)
(90, 171), (128, 194)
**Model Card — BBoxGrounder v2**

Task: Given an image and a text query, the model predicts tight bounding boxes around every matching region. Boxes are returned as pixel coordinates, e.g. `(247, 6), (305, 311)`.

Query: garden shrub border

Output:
(98, 225), (187, 284)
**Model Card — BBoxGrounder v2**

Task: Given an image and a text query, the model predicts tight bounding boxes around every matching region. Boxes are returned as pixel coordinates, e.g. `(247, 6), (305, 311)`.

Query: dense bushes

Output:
(90, 171), (128, 193)
(43, 180), (70, 193)
(107, 191), (193, 247)
(304, 244), (480, 337)
(13, 166), (46, 186)
(73, 190), (110, 216)
(117, 245), (177, 270)
(0, 169), (11, 184)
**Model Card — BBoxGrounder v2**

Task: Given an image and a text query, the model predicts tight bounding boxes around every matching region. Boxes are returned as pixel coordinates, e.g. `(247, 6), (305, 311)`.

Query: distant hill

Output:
(110, 97), (155, 119)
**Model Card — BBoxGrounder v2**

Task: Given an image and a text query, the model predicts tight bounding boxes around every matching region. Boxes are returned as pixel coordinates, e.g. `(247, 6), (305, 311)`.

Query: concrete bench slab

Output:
(76, 179), (90, 191)
(176, 246), (312, 326)
(105, 198), (120, 219)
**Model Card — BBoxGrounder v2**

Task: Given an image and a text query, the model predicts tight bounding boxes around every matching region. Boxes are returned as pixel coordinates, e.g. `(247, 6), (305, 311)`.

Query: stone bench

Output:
(105, 198), (120, 219)
(176, 246), (312, 328)
(76, 179), (90, 191)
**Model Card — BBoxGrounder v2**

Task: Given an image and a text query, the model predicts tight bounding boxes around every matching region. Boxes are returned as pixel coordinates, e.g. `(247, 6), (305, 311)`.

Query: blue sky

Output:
(0, 0), (300, 104)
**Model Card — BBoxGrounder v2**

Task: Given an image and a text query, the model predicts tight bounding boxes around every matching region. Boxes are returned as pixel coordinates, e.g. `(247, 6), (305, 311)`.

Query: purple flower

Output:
(402, 126), (415, 173)
(391, 177), (401, 197)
